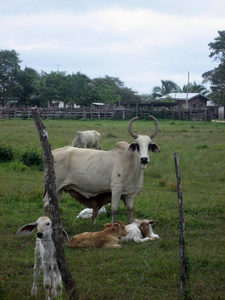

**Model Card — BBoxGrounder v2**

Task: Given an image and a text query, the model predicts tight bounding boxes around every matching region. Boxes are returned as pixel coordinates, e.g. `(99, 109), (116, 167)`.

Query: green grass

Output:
(0, 118), (225, 299)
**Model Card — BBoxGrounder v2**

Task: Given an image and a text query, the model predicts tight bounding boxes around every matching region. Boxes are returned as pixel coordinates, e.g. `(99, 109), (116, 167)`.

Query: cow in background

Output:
(71, 130), (101, 149)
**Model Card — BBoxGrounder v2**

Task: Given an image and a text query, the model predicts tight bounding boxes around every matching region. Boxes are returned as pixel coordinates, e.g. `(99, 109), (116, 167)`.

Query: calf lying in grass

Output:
(76, 206), (107, 219)
(120, 219), (159, 243)
(17, 216), (69, 300)
(69, 221), (128, 249)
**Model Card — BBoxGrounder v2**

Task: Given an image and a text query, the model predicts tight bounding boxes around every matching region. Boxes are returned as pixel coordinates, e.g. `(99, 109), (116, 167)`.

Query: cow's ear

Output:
(62, 229), (69, 241)
(149, 143), (160, 153)
(149, 220), (156, 225)
(112, 223), (120, 229)
(17, 222), (38, 235)
(128, 143), (137, 152)
(104, 223), (112, 228)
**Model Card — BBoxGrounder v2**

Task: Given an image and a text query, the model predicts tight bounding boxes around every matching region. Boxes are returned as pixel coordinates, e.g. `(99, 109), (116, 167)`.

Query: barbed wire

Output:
(0, 175), (225, 196)
(0, 259), (224, 271)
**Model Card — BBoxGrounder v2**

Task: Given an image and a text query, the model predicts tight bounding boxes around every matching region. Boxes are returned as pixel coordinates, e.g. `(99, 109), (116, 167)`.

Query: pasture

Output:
(0, 118), (224, 299)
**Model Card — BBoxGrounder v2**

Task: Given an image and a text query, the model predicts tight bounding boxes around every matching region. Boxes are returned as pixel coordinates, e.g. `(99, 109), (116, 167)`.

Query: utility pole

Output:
(186, 72), (190, 106)
(56, 64), (61, 72)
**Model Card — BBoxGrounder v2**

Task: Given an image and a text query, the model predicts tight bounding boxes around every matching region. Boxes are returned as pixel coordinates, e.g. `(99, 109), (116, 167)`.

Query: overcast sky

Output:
(1, 0), (225, 94)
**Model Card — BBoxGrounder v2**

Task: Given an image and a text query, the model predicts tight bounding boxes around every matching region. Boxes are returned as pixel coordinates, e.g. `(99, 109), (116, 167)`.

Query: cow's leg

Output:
(92, 205), (99, 225)
(103, 243), (121, 248)
(124, 195), (135, 224)
(55, 266), (62, 296)
(95, 140), (100, 150)
(31, 245), (41, 296)
(111, 189), (122, 223)
(42, 263), (51, 300)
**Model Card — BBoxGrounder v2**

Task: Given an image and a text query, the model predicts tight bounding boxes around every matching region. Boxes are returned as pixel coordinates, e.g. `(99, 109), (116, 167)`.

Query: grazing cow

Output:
(43, 116), (160, 224)
(17, 216), (69, 300)
(69, 221), (128, 249)
(120, 219), (159, 243)
(71, 130), (101, 149)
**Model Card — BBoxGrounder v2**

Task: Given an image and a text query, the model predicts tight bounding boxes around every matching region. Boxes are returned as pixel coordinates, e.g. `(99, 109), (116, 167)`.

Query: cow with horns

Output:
(43, 116), (160, 224)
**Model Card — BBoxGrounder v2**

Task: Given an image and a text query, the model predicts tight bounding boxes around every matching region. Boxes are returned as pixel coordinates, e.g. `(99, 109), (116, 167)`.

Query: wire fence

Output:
(0, 174), (225, 299)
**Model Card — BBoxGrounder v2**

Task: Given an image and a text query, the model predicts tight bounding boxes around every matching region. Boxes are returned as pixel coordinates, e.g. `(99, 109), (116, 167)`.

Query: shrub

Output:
(9, 161), (29, 172)
(0, 144), (13, 162)
(20, 148), (43, 169)
(216, 144), (225, 151)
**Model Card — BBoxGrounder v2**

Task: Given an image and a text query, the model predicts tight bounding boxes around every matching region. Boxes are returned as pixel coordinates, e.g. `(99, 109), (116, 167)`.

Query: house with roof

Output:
(160, 93), (211, 110)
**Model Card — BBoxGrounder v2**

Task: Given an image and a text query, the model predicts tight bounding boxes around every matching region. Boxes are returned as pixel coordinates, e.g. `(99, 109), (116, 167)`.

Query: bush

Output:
(0, 144), (13, 162)
(10, 161), (29, 172)
(20, 148), (43, 169)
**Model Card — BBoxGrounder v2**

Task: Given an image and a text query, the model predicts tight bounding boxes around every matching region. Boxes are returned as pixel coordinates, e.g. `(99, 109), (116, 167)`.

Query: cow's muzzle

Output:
(140, 157), (149, 165)
(37, 232), (43, 239)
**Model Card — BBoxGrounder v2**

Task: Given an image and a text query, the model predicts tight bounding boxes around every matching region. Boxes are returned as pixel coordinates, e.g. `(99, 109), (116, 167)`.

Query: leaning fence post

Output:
(174, 152), (187, 299)
(31, 107), (79, 300)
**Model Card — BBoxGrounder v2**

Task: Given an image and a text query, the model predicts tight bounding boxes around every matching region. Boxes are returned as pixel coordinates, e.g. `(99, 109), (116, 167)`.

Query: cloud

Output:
(1, 3), (225, 93)
(2, 8), (223, 55)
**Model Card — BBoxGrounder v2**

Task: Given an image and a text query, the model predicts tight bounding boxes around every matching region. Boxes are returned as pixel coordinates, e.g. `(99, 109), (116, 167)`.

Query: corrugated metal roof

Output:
(160, 93), (200, 100)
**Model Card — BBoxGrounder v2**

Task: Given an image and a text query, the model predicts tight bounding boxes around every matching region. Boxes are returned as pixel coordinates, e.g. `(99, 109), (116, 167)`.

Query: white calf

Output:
(17, 216), (69, 300)
(120, 219), (159, 243)
(76, 206), (107, 219)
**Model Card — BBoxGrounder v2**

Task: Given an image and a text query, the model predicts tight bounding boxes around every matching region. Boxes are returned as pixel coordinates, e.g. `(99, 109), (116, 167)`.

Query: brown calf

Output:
(69, 221), (128, 249)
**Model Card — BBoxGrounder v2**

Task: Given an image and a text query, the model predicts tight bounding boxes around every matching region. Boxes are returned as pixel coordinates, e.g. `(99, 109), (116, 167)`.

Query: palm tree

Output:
(152, 80), (181, 98)
(182, 81), (209, 95)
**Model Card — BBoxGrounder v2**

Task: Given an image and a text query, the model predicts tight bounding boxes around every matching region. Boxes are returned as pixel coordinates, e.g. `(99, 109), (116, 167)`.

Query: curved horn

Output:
(149, 115), (159, 139)
(128, 117), (138, 139)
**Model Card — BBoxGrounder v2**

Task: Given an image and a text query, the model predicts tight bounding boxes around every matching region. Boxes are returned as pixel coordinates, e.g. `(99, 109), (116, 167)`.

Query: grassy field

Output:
(0, 117), (225, 299)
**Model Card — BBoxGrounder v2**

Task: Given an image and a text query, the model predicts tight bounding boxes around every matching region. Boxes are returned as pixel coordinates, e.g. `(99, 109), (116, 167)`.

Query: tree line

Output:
(0, 53), (140, 107)
(0, 31), (224, 107)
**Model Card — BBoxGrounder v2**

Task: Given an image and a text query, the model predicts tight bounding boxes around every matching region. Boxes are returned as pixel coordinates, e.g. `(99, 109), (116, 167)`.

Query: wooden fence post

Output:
(31, 107), (79, 299)
(174, 152), (187, 299)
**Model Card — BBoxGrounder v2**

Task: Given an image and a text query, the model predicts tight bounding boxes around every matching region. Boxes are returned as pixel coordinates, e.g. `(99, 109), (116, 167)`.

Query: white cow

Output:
(71, 130), (101, 149)
(120, 219), (159, 243)
(17, 216), (69, 300)
(43, 116), (160, 224)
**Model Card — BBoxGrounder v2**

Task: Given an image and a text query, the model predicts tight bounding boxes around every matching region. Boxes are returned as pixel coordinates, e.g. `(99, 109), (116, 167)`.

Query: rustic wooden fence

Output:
(0, 106), (211, 121)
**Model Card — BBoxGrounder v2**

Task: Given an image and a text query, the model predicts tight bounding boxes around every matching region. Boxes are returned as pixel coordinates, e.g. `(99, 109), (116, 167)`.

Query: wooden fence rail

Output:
(0, 107), (211, 121)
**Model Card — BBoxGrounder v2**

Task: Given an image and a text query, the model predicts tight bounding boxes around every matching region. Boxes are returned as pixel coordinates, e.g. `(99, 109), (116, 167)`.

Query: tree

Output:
(152, 80), (181, 98)
(139, 93), (155, 103)
(182, 81), (209, 95)
(66, 72), (92, 106)
(0, 49), (21, 106)
(92, 75), (140, 104)
(14, 67), (41, 106)
(202, 30), (225, 105)
(97, 83), (121, 105)
(35, 71), (68, 107)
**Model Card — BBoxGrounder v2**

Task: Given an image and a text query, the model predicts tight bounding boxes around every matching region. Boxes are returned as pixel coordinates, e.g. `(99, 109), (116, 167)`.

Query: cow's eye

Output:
(136, 144), (140, 151)
(46, 223), (50, 226)
(148, 143), (152, 151)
